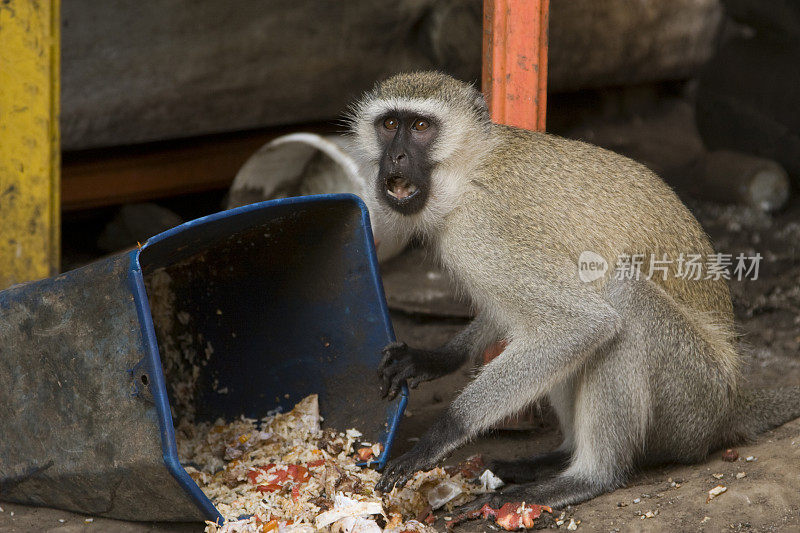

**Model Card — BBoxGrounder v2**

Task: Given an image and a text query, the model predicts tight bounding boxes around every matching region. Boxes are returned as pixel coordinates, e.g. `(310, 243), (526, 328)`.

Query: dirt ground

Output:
(3, 102), (800, 532)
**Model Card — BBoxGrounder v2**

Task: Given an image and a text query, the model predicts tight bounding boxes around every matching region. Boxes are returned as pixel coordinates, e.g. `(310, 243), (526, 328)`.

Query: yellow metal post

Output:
(0, 0), (60, 289)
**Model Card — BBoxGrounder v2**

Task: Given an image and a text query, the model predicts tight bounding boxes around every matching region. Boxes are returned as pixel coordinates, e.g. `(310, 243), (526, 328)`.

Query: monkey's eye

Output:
(411, 119), (430, 131)
(383, 117), (399, 130)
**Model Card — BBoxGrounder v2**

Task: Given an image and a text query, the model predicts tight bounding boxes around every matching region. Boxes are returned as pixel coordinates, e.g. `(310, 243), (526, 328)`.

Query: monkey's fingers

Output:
(386, 366), (414, 400)
(376, 466), (411, 493)
(378, 341), (407, 373)
(377, 352), (395, 375)
(379, 360), (402, 398)
(375, 475), (393, 494)
(407, 375), (428, 389)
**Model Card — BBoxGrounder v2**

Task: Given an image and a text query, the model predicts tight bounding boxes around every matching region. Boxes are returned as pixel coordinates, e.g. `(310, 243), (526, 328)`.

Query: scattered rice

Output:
(177, 395), (493, 533)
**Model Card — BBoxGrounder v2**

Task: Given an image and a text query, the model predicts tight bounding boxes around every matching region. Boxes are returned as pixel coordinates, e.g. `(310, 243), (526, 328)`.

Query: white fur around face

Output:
(348, 96), (494, 241)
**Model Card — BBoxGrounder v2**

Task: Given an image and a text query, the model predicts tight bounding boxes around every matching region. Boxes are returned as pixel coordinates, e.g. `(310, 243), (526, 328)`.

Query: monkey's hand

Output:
(375, 446), (436, 493)
(378, 341), (448, 399)
(378, 406), (467, 493)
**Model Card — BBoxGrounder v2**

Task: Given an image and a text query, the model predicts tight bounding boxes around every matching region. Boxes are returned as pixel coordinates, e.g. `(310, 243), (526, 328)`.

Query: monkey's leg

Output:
(375, 294), (622, 492)
(465, 336), (645, 509)
(488, 450), (570, 483)
(485, 377), (578, 485)
(473, 277), (733, 509)
(379, 312), (499, 399)
(487, 377), (578, 484)
(548, 375), (578, 453)
(484, 377), (578, 484)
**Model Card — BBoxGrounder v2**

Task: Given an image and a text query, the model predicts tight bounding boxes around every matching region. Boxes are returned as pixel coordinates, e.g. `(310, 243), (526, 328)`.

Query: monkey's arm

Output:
(378, 313), (498, 399)
(376, 293), (621, 492)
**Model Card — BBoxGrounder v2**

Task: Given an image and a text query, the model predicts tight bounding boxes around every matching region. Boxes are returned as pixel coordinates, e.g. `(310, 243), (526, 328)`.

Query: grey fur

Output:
(356, 71), (800, 506)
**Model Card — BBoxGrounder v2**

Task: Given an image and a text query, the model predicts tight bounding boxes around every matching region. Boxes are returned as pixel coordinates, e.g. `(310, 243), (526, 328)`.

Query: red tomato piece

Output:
(287, 465), (310, 482)
(271, 468), (289, 483)
(247, 464), (276, 484)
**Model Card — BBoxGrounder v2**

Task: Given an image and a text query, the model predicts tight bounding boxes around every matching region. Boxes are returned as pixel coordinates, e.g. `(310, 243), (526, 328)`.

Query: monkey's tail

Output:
(731, 386), (800, 439)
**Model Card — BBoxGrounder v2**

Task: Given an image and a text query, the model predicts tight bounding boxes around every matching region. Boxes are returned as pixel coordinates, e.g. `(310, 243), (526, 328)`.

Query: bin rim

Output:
(127, 193), (405, 524)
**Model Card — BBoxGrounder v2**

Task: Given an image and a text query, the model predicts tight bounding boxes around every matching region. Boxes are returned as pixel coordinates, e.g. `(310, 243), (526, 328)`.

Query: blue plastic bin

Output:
(0, 194), (406, 522)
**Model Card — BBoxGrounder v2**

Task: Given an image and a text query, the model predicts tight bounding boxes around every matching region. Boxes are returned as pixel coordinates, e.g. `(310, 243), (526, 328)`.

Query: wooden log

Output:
(61, 0), (723, 150)
(722, 0), (800, 38)
(548, 0), (723, 92)
(696, 37), (800, 183)
(691, 151), (790, 212)
(62, 126), (336, 211)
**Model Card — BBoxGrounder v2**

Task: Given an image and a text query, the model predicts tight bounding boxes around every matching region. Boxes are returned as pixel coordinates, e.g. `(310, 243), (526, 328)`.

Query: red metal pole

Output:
(482, 0), (549, 131)
(481, 2), (549, 429)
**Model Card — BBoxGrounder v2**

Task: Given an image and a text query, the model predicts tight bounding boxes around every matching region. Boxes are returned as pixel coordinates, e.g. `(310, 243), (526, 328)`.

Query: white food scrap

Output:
(180, 395), (488, 533)
(478, 469), (505, 491)
(316, 495), (383, 529)
(706, 484), (727, 503)
(384, 467), (485, 519)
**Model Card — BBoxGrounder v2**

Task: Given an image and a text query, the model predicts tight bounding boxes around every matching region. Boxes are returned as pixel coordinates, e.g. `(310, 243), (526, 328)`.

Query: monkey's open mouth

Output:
(385, 175), (419, 201)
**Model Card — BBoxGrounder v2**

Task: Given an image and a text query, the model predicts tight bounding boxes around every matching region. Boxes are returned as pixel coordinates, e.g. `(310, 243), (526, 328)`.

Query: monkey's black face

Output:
(374, 111), (438, 215)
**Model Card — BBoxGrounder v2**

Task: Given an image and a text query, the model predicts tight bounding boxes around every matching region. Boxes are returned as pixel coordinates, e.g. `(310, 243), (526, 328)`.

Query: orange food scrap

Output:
(722, 448), (739, 462)
(446, 502), (552, 531)
(457, 455), (486, 478)
(356, 447), (374, 461)
(495, 502), (551, 530)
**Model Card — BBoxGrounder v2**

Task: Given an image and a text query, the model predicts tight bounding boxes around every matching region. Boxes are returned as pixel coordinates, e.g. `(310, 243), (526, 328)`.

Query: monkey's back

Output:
(459, 125), (734, 325)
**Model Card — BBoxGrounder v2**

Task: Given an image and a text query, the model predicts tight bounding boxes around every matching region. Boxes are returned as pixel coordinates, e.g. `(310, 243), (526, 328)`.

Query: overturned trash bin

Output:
(0, 194), (405, 523)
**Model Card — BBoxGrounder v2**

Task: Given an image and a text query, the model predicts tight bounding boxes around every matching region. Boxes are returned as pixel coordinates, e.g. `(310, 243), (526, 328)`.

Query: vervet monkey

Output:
(347, 71), (800, 508)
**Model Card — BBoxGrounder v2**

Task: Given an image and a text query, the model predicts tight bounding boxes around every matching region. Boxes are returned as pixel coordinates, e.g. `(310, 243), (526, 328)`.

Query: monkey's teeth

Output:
(387, 177), (418, 200)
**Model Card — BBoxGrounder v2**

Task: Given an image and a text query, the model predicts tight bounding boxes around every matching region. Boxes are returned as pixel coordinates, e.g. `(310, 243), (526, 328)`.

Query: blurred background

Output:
(3, 0), (791, 272)
(2, 1), (800, 530)
(27, 0), (791, 270)
(56, 0), (800, 481)
(5, 0), (800, 442)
